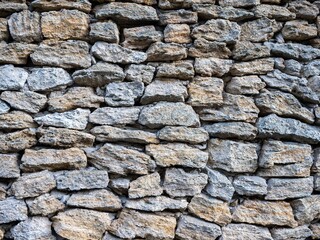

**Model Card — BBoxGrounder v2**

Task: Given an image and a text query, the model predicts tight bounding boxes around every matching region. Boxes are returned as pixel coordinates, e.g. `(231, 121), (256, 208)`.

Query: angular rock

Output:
(109, 209), (176, 239)
(231, 58), (274, 76)
(255, 90), (314, 124)
(188, 77), (223, 107)
(0, 18), (8, 41)
(205, 122), (257, 140)
(303, 60), (320, 78)
(55, 168), (109, 191)
(89, 21), (119, 43)
(233, 175), (267, 196)
(157, 61), (194, 80)
(53, 209), (113, 240)
(221, 223), (273, 240)
(282, 20), (318, 41)
(95, 2), (159, 23)
(219, 0), (259, 7)
(31, 0), (91, 13)
(310, 223), (320, 239)
(226, 75), (265, 95)
(291, 195), (320, 224)
(30, 40), (91, 68)
(128, 172), (163, 198)
(188, 194), (232, 226)
(147, 42), (187, 61)
(192, 19), (240, 44)
(0, 197), (28, 224)
(233, 200), (297, 227)
(176, 215), (222, 240)
(21, 148), (87, 172)
(0, 129), (37, 152)
(109, 178), (130, 195)
(0, 64), (28, 91)
(157, 126), (209, 144)
(271, 226), (312, 240)
(158, 0), (193, 9)
(194, 57), (233, 77)
(35, 108), (90, 130)
(257, 114), (320, 144)
(288, 0), (319, 20)
(139, 102), (200, 128)
(67, 189), (122, 211)
(105, 81), (144, 107)
(11, 171), (56, 199)
(164, 168), (208, 197)
(158, 9), (197, 25)
(188, 38), (232, 58)
(0, 99), (9, 114)
(232, 41), (270, 61)
(11, 217), (55, 240)
(0, 154), (20, 178)
(87, 143), (155, 176)
(123, 25), (162, 49)
(48, 87), (103, 112)
(254, 4), (296, 20)
(0, 111), (36, 130)
(73, 62), (125, 87)
(1, 91), (47, 113)
(164, 24), (191, 43)
(91, 42), (147, 64)
(283, 59), (302, 77)
(89, 107), (140, 125)
(125, 196), (188, 212)
(8, 10), (41, 42)
(41, 10), (89, 40)
(199, 93), (259, 123)
(27, 194), (64, 216)
(0, 42), (36, 64)
(0, 0), (27, 17)
(125, 64), (155, 84)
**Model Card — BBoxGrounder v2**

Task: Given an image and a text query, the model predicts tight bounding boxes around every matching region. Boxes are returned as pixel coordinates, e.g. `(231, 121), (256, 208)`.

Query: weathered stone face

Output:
(31, 0), (92, 12)
(0, 42), (36, 64)
(221, 224), (273, 240)
(0, 197), (28, 224)
(27, 194), (64, 216)
(0, 64), (28, 91)
(128, 172), (163, 198)
(123, 25), (162, 49)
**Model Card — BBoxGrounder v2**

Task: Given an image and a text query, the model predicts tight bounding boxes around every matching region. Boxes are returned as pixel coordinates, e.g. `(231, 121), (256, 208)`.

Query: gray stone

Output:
(308, 76), (320, 100)
(11, 217), (55, 240)
(30, 40), (91, 68)
(0, 42), (36, 65)
(0, 129), (37, 152)
(0, 100), (9, 114)
(55, 168), (109, 191)
(164, 24), (191, 44)
(157, 126), (209, 144)
(89, 107), (140, 125)
(231, 58), (274, 76)
(271, 226), (312, 240)
(257, 114), (320, 144)
(283, 59), (302, 77)
(89, 21), (119, 43)
(156, 61), (194, 80)
(11, 171), (56, 199)
(205, 168), (235, 202)
(226, 75), (265, 95)
(0, 154), (20, 178)
(194, 57), (233, 77)
(128, 172), (163, 198)
(35, 108), (90, 130)
(73, 62), (125, 87)
(288, 0), (319, 20)
(303, 60), (320, 78)
(188, 38), (232, 58)
(254, 4), (296, 20)
(176, 215), (222, 240)
(158, 9), (197, 25)
(146, 143), (208, 168)
(291, 195), (320, 225)
(0, 111), (36, 130)
(125, 196), (188, 212)
(27, 194), (64, 216)
(233, 176), (267, 196)
(0, 0), (27, 17)
(125, 64), (155, 84)
(140, 80), (188, 104)
(87, 143), (155, 176)
(67, 189), (122, 212)
(105, 81), (144, 107)
(310, 223), (320, 239)
(139, 102), (200, 128)
(91, 42), (147, 64)
(31, 0), (92, 13)
(1, 91), (47, 113)
(95, 2), (159, 23)
(232, 41), (270, 61)
(0, 64), (28, 91)
(0, 18), (8, 41)
(109, 178), (130, 195)
(282, 20), (318, 41)
(123, 25), (162, 50)
(204, 122), (257, 140)
(164, 168), (208, 197)
(192, 19), (240, 44)
(0, 197), (28, 224)
(219, 0), (259, 7)
(147, 42), (187, 61)
(221, 224), (273, 240)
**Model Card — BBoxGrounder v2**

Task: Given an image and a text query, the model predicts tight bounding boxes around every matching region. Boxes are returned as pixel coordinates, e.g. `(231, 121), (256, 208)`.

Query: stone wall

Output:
(0, 0), (319, 239)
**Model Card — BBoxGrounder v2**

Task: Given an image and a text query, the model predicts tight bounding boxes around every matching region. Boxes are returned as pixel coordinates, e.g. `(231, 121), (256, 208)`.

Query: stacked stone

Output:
(0, 0), (319, 239)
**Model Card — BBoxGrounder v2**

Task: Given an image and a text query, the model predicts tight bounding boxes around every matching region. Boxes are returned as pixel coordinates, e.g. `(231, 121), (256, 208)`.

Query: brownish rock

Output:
(164, 24), (191, 44)
(230, 58), (274, 76)
(31, 0), (92, 13)
(0, 42), (36, 65)
(189, 38), (232, 58)
(147, 42), (187, 61)
(282, 20), (318, 41)
(0, 111), (36, 130)
(0, 129), (37, 153)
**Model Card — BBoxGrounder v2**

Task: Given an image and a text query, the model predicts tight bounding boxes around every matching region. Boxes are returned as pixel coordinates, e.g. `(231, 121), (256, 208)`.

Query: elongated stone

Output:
(0, 111), (36, 130)
(147, 42), (187, 61)
(288, 0), (319, 20)
(221, 224), (273, 240)
(188, 38), (232, 58)
(87, 143), (155, 176)
(233, 41), (270, 61)
(291, 195), (320, 225)
(31, 0), (91, 13)
(158, 9), (197, 25)
(128, 172), (163, 198)
(0, 42), (36, 64)
(0, 0), (27, 17)
(282, 20), (318, 41)
(219, 0), (259, 7)
(27, 194), (64, 216)
(156, 61), (194, 80)
(157, 126), (209, 144)
(89, 21), (119, 43)
(125, 64), (155, 84)
(231, 58), (274, 76)
(0, 154), (20, 178)
(233, 176), (267, 196)
(270, 226), (312, 240)
(0, 129), (37, 152)
(0, 64), (28, 91)
(89, 107), (140, 125)
(0, 197), (28, 224)
(226, 75), (266, 95)
(254, 4), (296, 20)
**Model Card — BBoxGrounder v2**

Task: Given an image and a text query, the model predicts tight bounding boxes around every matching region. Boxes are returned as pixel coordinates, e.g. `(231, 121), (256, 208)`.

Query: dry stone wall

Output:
(0, 0), (319, 239)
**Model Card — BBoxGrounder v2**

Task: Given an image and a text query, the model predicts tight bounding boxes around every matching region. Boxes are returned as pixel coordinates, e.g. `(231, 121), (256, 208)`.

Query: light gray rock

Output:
(288, 0), (319, 20)
(0, 111), (36, 130)
(89, 21), (119, 43)
(139, 102), (200, 128)
(188, 38), (232, 59)
(257, 114), (320, 144)
(283, 59), (302, 77)
(271, 226), (312, 240)
(303, 60), (320, 78)
(221, 223), (273, 240)
(307, 76), (320, 100)
(0, 64), (28, 91)
(125, 64), (155, 84)
(226, 75), (266, 95)
(35, 108), (90, 130)
(164, 168), (208, 197)
(204, 122), (257, 140)
(205, 168), (235, 202)
(164, 24), (191, 44)
(31, 0), (92, 13)
(0, 100), (10, 114)
(219, 0), (259, 7)
(233, 176), (267, 196)
(105, 81), (144, 107)
(73, 62), (125, 87)
(0, 154), (20, 178)
(0, 42), (36, 65)
(0, 197), (28, 224)
(0, 1), (27, 17)
(141, 80), (188, 104)
(232, 41), (270, 61)
(147, 42), (188, 61)
(231, 58), (274, 76)
(157, 126), (209, 144)
(128, 172), (163, 198)
(195, 58), (233, 77)
(109, 178), (130, 195)
(156, 61), (194, 80)
(55, 168), (109, 191)
(11, 171), (56, 199)
(89, 107), (140, 125)
(158, 9), (197, 25)
(254, 4), (296, 20)
(291, 195), (320, 225)
(91, 42), (147, 64)
(11, 217), (55, 240)
(0, 129), (37, 152)
(27, 194), (64, 216)
(86, 143), (155, 176)
(176, 215), (222, 240)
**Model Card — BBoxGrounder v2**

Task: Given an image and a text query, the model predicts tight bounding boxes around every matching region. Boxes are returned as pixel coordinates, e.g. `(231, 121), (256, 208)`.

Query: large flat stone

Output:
(0, 129), (37, 152)
(221, 223), (273, 240)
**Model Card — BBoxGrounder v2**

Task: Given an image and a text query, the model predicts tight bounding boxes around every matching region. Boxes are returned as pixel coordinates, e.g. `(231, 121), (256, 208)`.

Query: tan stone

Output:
(0, 129), (37, 153)
(230, 58), (274, 76)
(159, 9), (197, 25)
(157, 126), (209, 144)
(226, 75), (266, 95)
(27, 194), (65, 216)
(0, 154), (20, 178)
(0, 42), (36, 65)
(282, 20), (318, 41)
(164, 24), (191, 44)
(0, 111), (36, 130)
(31, 0), (92, 13)
(0, 18), (8, 41)
(128, 172), (163, 198)
(188, 38), (231, 58)
(147, 42), (187, 61)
